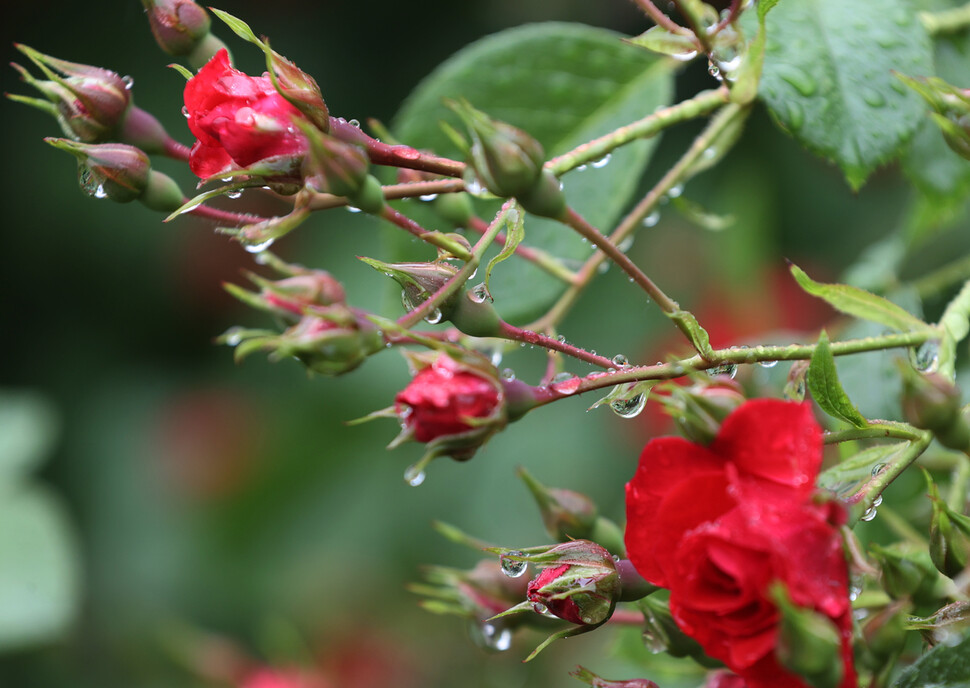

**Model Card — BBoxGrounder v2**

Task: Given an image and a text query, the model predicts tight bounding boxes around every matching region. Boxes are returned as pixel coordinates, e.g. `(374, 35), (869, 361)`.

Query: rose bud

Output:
(570, 665), (659, 688)
(264, 52), (330, 134)
(446, 99), (565, 218)
(927, 476), (970, 580)
(703, 672), (749, 688)
(44, 138), (183, 211)
(183, 49), (310, 181)
(10, 44), (130, 142)
(870, 543), (941, 604)
(659, 380), (746, 445)
(516, 466), (597, 542)
(223, 307), (383, 376)
(358, 257), (460, 322)
(771, 584), (844, 688)
(859, 601), (909, 669)
(433, 192), (475, 228)
(301, 128), (369, 197)
(637, 593), (708, 661)
(141, 0), (227, 69)
(898, 74), (970, 160)
(410, 559), (530, 622)
(900, 366), (970, 451)
(225, 268), (346, 324)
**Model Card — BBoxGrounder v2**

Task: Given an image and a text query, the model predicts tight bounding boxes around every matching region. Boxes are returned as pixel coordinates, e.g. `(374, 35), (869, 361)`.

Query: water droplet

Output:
(670, 49), (698, 63)
(703, 146), (717, 161)
(500, 553), (527, 578)
(668, 184), (684, 199)
(480, 623), (512, 652)
(617, 236), (634, 253)
(860, 495), (882, 522)
(181, 105), (190, 118)
(243, 238), (275, 253)
(122, 75), (134, 90)
(346, 206), (362, 213)
(93, 183), (107, 199)
(642, 210), (661, 227)
(551, 373), (581, 395)
(226, 189), (242, 199)
(419, 193), (438, 202)
(489, 349), (503, 367)
(469, 282), (491, 304)
(556, 334), (567, 344)
(641, 627), (667, 653)
(871, 463), (887, 477)
(912, 340), (940, 373)
(715, 52), (743, 81)
(610, 393), (646, 419)
(223, 326), (245, 346)
(611, 354), (629, 368)
(424, 308), (443, 325)
(591, 153), (612, 169)
(348, 118), (361, 128)
(707, 61), (722, 81)
(848, 584), (861, 601)
(758, 360), (779, 368)
(404, 464), (426, 487)
(576, 163), (588, 172)
(500, 368), (516, 381)
(254, 251), (271, 265)
(708, 363), (738, 379)
(777, 65), (817, 97)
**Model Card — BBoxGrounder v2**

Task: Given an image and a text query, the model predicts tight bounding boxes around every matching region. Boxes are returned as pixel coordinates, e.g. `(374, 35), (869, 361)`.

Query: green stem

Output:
(467, 217), (578, 284)
(532, 103), (748, 332)
(396, 202), (513, 329)
(546, 87), (729, 175)
(920, 2), (970, 36)
(846, 431), (932, 527)
(947, 452), (970, 512)
(824, 421), (926, 444)
(380, 207), (473, 262)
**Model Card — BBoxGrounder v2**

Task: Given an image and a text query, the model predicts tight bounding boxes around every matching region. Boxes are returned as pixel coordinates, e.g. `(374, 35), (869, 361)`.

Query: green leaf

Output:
(0, 391), (58, 485)
(483, 204), (524, 293)
(892, 629), (970, 687)
(808, 331), (870, 428)
(667, 309), (712, 356)
(392, 23), (675, 323)
(758, 0), (933, 189)
(0, 487), (80, 649)
(626, 26), (698, 61)
(209, 8), (263, 47)
(938, 280), (970, 379)
(789, 262), (934, 333)
(817, 442), (909, 498)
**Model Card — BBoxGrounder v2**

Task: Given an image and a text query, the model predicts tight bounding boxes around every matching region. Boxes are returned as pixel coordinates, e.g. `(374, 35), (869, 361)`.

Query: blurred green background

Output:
(2, 2), (968, 687)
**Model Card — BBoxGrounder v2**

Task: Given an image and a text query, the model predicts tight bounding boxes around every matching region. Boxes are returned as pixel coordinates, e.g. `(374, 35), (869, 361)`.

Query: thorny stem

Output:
(467, 217), (579, 285)
(497, 321), (618, 369)
(397, 202), (515, 329)
(630, 0), (692, 36)
(330, 117), (465, 178)
(847, 430), (933, 526)
(162, 137), (191, 162)
(306, 178), (466, 210)
(525, 330), (934, 408)
(546, 87), (730, 175)
(380, 206), (473, 262)
(183, 200), (262, 226)
(532, 102), (749, 332)
(920, 2), (970, 36)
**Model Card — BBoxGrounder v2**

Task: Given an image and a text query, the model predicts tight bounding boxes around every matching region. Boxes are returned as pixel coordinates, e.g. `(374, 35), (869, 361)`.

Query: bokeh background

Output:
(2, 2), (968, 687)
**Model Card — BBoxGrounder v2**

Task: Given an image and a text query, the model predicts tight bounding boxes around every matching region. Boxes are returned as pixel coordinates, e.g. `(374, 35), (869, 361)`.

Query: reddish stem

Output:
(183, 201), (262, 226)
(497, 321), (616, 369)
(630, 0), (691, 34)
(329, 117), (465, 178)
(713, 0), (743, 33)
(163, 137), (191, 162)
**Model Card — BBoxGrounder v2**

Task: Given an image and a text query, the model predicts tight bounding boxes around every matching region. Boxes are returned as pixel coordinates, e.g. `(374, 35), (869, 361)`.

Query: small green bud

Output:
(517, 466), (598, 542)
(638, 593), (708, 661)
(772, 584), (844, 688)
(870, 543), (941, 604)
(659, 380), (746, 445)
(860, 602), (909, 668)
(927, 476), (970, 580)
(358, 258), (460, 321)
(433, 192), (475, 228)
(898, 74), (970, 160)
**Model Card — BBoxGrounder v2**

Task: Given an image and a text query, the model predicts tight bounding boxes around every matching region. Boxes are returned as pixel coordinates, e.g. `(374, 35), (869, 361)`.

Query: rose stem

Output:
(379, 206), (473, 262)
(162, 138), (191, 162)
(184, 202), (263, 226)
(629, 0), (692, 35)
(497, 321), (617, 369)
(307, 179), (466, 210)
(329, 117), (465, 178)
(466, 216), (578, 284)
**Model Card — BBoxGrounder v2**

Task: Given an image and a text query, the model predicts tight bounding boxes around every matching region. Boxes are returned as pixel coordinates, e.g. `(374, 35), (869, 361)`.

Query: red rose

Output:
(625, 400), (855, 688)
(395, 354), (502, 444)
(184, 49), (309, 179)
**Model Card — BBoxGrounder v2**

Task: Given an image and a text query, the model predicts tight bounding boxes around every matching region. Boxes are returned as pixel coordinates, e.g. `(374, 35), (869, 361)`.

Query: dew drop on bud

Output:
(708, 363), (738, 379)
(591, 153), (612, 169)
(122, 75), (134, 90)
(500, 368), (516, 381)
(424, 308), (443, 325)
(758, 359), (779, 368)
(611, 354), (629, 368)
(642, 210), (661, 227)
(911, 340), (940, 373)
(226, 189), (243, 200)
(419, 194), (438, 202)
(243, 238), (275, 254)
(222, 326), (245, 346)
(348, 118), (361, 128)
(642, 628), (667, 654)
(500, 553), (527, 578)
(346, 206), (362, 213)
(404, 464), (426, 487)
(469, 282), (491, 304)
(610, 393), (646, 419)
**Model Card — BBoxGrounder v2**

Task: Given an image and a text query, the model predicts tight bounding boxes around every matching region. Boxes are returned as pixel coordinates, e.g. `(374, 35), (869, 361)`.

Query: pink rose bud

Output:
(10, 45), (131, 142)
(44, 138), (183, 211)
(394, 352), (505, 451)
(141, 0), (216, 57)
(226, 268), (346, 323)
(183, 49), (310, 181)
(522, 541), (619, 626)
(224, 306), (383, 377)
(570, 665), (659, 688)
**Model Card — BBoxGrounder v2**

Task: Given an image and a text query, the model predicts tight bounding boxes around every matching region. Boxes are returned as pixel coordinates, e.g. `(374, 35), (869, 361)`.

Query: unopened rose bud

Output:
(927, 476), (970, 580)
(570, 665), (659, 688)
(225, 307), (382, 376)
(265, 53), (330, 133)
(301, 128), (368, 197)
(501, 541), (619, 626)
(359, 257), (460, 320)
(393, 352), (506, 458)
(226, 270), (346, 323)
(141, 0), (226, 69)
(411, 560), (530, 621)
(45, 138), (183, 211)
(900, 366), (964, 438)
(771, 584), (844, 688)
(899, 74), (970, 160)
(870, 543), (941, 604)
(433, 192), (475, 228)
(860, 602), (909, 668)
(660, 380), (746, 445)
(517, 466), (597, 542)
(10, 45), (131, 142)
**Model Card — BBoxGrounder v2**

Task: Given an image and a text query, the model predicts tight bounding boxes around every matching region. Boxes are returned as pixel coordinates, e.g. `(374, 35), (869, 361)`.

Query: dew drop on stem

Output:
(226, 189), (243, 199)
(404, 464), (426, 487)
(243, 238), (275, 254)
(911, 340), (940, 373)
(611, 354), (629, 368)
(708, 363), (738, 379)
(500, 553), (527, 578)
(642, 210), (661, 227)
(500, 368), (515, 381)
(591, 153), (611, 169)
(758, 360), (778, 368)
(611, 393), (646, 419)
